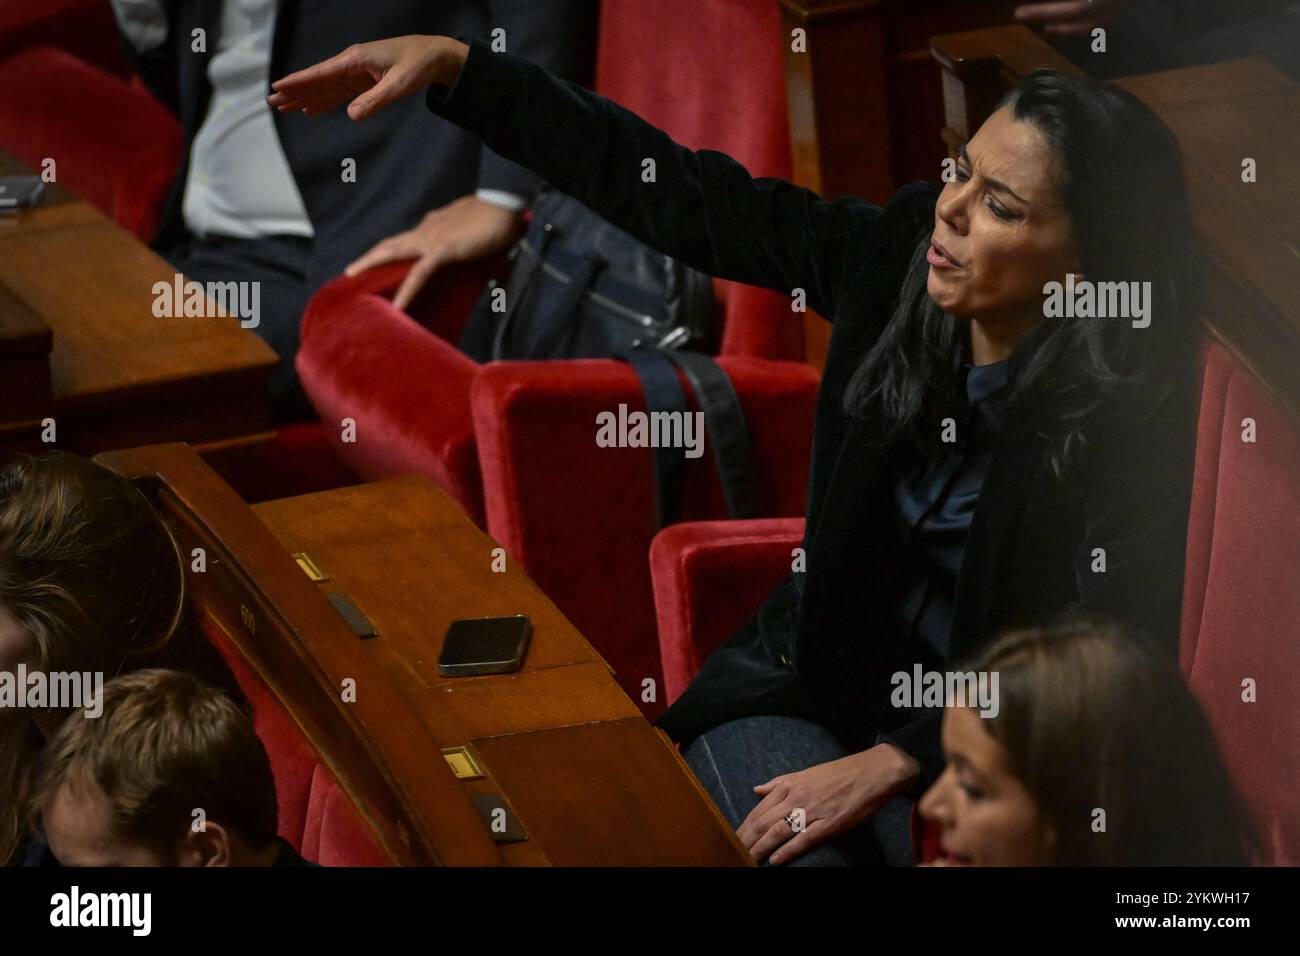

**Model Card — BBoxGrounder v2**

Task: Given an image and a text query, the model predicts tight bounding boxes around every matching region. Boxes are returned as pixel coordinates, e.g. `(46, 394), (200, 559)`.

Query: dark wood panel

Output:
(0, 279), (53, 427)
(472, 719), (754, 866)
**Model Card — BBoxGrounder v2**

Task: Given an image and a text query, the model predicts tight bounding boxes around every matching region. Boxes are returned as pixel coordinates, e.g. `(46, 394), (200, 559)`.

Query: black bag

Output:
(460, 190), (759, 528)
(460, 189), (717, 361)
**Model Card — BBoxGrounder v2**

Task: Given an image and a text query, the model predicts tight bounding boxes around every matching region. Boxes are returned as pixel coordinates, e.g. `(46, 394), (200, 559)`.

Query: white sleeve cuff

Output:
(110, 0), (169, 52)
(474, 188), (527, 213)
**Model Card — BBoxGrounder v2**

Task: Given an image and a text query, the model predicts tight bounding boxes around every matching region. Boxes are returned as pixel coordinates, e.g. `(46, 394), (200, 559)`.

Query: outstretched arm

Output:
(338, 5), (597, 311)
(270, 34), (881, 319)
(472, 0), (598, 202)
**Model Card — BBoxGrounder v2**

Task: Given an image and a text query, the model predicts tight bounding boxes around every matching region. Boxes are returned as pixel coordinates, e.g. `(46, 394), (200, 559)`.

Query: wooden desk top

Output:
(97, 443), (751, 866)
(252, 473), (752, 866)
(0, 150), (275, 457)
(1113, 60), (1300, 414)
(0, 220), (275, 399)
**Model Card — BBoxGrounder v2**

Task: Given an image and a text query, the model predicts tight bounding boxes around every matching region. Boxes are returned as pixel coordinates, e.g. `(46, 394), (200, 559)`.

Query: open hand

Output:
(267, 35), (467, 120)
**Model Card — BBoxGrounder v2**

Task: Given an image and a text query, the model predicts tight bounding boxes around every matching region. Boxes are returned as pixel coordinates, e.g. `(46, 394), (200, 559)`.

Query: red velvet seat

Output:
(0, 45), (179, 241)
(651, 340), (1300, 865)
(201, 617), (389, 866)
(473, 356), (816, 713)
(1179, 342), (1300, 866)
(592, 0), (803, 363)
(295, 0), (818, 713)
(0, 0), (130, 77)
(295, 258), (502, 523)
(650, 517), (805, 704)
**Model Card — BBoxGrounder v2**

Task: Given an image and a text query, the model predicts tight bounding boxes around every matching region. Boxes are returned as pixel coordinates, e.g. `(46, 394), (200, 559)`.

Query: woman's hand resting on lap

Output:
(739, 743), (919, 865)
(267, 36), (468, 120)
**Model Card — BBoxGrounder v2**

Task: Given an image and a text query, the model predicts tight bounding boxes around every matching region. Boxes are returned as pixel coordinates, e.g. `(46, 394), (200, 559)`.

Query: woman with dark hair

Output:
(269, 35), (1200, 865)
(918, 618), (1255, 866)
(0, 453), (241, 865)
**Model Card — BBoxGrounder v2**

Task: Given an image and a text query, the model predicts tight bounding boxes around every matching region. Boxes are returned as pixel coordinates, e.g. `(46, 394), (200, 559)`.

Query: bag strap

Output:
(523, 249), (603, 359)
(662, 351), (759, 520)
(618, 347), (759, 528)
(677, 267), (718, 348)
(617, 347), (689, 528)
(491, 223), (560, 360)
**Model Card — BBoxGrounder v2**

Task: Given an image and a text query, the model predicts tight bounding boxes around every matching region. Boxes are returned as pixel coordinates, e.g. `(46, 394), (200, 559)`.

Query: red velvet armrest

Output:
(649, 517), (805, 705)
(470, 355), (817, 713)
(296, 268), (485, 526)
(0, 46), (179, 240)
(336, 256), (508, 345)
(294, 256), (510, 527)
(0, 0), (131, 77)
(1179, 342), (1300, 865)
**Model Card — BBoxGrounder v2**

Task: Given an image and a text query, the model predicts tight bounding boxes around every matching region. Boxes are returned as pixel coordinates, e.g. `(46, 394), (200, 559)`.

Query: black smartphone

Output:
(0, 176), (47, 210)
(438, 615), (532, 676)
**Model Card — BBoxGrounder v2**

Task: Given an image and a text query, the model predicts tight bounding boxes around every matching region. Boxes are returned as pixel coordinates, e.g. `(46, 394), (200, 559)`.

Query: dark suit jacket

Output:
(120, 0), (597, 288)
(427, 38), (1199, 784)
(272, 836), (318, 867)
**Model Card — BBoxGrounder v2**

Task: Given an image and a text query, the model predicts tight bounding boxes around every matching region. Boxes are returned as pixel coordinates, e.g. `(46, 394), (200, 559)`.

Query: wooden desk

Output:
(97, 442), (752, 866)
(1114, 59), (1300, 417)
(0, 151), (276, 459)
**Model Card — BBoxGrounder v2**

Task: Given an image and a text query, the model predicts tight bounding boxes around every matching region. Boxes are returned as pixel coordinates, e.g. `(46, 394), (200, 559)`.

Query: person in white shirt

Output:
(111, 0), (596, 419)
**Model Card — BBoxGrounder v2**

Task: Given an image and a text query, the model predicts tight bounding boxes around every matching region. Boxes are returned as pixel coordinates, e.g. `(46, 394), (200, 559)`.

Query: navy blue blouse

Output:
(888, 352), (1011, 671)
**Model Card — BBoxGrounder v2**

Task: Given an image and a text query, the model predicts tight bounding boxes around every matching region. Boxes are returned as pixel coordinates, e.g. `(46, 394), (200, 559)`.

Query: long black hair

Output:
(844, 70), (1197, 476)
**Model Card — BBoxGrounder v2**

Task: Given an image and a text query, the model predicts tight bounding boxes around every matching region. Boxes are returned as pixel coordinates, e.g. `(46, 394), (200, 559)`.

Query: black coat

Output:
(427, 38), (1198, 783)
(120, 0), (597, 287)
